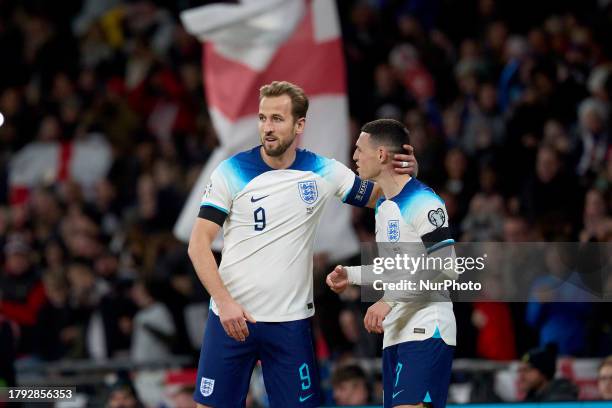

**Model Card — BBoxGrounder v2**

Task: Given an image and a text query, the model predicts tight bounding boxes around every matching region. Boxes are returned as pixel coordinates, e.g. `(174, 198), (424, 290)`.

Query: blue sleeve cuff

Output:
(426, 239), (455, 254)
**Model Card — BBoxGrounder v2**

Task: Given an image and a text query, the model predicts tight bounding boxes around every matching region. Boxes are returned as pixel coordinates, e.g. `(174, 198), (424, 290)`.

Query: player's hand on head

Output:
(364, 301), (391, 334)
(217, 298), (256, 342)
(392, 144), (418, 176)
(326, 265), (348, 294)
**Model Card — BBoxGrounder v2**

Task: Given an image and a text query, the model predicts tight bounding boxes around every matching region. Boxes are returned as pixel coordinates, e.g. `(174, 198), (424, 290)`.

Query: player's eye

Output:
(258, 116), (266, 122)
(273, 116), (283, 122)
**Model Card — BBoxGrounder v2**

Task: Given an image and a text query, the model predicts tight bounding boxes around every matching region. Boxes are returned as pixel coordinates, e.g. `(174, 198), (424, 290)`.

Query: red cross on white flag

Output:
(174, 0), (359, 260)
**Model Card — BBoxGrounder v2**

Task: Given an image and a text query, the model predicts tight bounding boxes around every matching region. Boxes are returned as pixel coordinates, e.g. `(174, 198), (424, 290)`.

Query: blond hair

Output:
(259, 81), (309, 121)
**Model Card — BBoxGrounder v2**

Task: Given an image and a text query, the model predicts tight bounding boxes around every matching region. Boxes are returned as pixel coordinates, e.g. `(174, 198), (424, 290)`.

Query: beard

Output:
(261, 134), (296, 157)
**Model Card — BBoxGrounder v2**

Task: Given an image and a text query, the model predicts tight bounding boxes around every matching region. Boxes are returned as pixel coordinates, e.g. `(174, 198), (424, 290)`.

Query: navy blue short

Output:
(383, 338), (454, 408)
(193, 312), (320, 408)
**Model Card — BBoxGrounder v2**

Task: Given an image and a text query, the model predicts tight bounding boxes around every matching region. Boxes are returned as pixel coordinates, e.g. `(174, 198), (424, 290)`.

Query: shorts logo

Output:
(200, 377), (215, 397)
(387, 220), (400, 242)
(298, 181), (318, 204)
(428, 208), (445, 228)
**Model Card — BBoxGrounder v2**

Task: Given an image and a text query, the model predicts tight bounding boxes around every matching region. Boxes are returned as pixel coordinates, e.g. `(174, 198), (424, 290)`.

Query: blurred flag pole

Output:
(175, 0), (360, 262)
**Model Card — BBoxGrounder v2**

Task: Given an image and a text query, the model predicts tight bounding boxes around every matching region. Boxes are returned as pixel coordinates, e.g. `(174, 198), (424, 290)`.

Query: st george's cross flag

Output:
(174, 0), (360, 261)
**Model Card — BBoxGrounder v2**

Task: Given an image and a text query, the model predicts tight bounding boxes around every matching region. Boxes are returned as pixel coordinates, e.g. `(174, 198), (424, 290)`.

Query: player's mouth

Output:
(264, 136), (278, 142)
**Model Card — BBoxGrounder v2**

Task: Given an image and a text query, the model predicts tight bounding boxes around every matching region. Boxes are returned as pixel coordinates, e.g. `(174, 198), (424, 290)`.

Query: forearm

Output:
(188, 241), (232, 304)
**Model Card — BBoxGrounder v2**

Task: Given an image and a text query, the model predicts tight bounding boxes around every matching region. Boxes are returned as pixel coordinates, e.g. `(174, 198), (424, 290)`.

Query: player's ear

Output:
(294, 117), (305, 134)
(377, 147), (387, 163)
(378, 147), (392, 164)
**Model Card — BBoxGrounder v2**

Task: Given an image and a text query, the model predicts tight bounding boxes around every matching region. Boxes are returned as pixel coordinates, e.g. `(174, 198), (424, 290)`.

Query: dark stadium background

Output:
(0, 0), (611, 406)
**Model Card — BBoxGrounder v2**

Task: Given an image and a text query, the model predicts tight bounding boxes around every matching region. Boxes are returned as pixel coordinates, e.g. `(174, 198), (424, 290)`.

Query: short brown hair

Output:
(259, 81), (309, 121)
(361, 118), (410, 152)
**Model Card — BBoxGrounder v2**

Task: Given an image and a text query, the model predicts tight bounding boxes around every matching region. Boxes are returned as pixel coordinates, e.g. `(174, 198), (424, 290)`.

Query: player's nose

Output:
(260, 118), (273, 132)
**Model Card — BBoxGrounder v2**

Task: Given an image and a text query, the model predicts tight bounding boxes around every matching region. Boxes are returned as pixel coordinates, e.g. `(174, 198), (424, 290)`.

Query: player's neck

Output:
(376, 171), (411, 199)
(260, 145), (297, 169)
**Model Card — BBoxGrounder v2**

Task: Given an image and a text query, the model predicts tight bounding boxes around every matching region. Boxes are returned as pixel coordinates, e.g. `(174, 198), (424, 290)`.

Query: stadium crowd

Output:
(1, 0), (612, 405)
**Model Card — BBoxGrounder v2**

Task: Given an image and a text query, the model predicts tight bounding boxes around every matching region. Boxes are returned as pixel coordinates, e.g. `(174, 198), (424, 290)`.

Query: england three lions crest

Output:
(200, 377), (215, 397)
(387, 220), (400, 242)
(298, 181), (318, 204)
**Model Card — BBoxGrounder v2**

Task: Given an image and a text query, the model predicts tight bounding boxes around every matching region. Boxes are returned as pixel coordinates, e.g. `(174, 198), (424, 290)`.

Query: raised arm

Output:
(392, 144), (418, 177)
(365, 144), (418, 208)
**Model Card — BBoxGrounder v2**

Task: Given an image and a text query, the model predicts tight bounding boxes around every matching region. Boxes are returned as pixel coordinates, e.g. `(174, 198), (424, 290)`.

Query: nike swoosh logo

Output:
(392, 390), (404, 399)
(299, 394), (313, 402)
(251, 195), (269, 202)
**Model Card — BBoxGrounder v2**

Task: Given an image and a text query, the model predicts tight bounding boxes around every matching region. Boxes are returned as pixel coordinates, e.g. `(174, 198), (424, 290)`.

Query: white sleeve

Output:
(200, 164), (233, 214)
(345, 265), (362, 285)
(406, 194), (458, 280)
(405, 195), (454, 254)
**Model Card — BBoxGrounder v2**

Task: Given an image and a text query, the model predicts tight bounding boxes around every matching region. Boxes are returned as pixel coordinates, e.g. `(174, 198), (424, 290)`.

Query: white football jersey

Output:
(199, 146), (373, 322)
(375, 177), (457, 348)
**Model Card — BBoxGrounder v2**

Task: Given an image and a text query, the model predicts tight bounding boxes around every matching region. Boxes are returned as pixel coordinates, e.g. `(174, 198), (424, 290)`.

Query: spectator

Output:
(575, 98), (610, 177)
(130, 279), (176, 363)
(0, 235), (46, 354)
(520, 145), (582, 239)
(96, 276), (137, 359)
(371, 63), (413, 120)
(331, 364), (370, 406)
(526, 246), (593, 356)
(35, 272), (80, 360)
(503, 215), (532, 242)
(472, 301), (516, 361)
(106, 377), (143, 408)
(542, 119), (573, 157)
(518, 344), (578, 402)
(599, 356), (612, 400)
(442, 107), (462, 148)
(66, 261), (110, 358)
(462, 82), (505, 157)
(443, 147), (476, 220)
(461, 164), (505, 241)
(580, 189), (612, 242)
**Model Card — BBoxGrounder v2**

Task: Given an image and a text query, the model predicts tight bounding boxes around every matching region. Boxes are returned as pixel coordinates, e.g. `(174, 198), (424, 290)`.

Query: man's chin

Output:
(262, 145), (286, 157)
